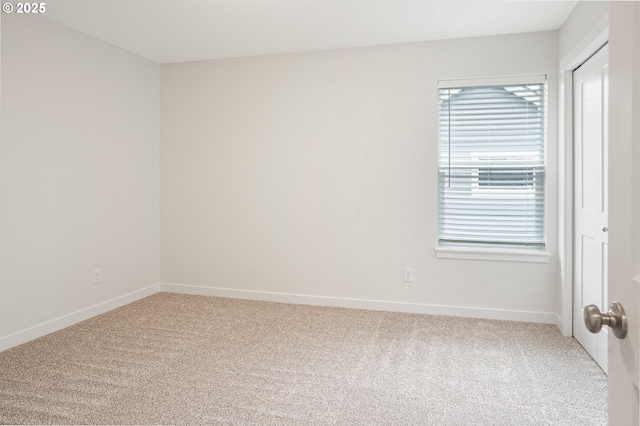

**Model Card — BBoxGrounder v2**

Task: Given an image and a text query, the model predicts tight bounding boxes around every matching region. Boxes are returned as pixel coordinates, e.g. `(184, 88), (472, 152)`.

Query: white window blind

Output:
(438, 78), (546, 249)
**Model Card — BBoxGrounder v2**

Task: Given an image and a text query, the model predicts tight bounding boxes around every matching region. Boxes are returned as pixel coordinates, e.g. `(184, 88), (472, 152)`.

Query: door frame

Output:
(570, 45), (610, 372)
(558, 16), (609, 337)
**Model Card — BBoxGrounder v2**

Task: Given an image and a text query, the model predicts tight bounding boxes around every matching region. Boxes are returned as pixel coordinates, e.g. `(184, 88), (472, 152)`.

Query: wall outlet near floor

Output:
(403, 267), (414, 283)
(93, 269), (102, 284)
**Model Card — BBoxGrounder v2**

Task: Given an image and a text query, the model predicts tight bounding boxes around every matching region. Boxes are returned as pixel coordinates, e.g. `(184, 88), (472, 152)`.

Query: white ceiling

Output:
(44, 0), (578, 64)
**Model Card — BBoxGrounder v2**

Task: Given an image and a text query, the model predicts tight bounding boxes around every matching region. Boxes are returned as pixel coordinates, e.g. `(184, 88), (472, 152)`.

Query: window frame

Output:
(436, 75), (549, 261)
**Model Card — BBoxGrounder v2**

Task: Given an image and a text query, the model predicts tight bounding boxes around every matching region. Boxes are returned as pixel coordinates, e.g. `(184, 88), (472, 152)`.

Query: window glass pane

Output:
(438, 82), (546, 249)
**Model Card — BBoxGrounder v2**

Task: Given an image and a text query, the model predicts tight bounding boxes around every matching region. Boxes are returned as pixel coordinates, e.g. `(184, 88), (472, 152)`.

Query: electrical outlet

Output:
(93, 269), (102, 285)
(403, 267), (414, 283)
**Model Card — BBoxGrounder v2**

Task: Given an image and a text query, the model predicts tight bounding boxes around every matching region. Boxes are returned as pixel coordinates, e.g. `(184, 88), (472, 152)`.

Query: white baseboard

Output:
(555, 313), (569, 336)
(0, 283), (161, 352)
(161, 283), (558, 325)
(0, 282), (560, 353)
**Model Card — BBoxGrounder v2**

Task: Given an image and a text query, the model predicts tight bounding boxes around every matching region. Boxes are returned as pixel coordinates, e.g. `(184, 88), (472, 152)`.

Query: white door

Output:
(604, 3), (639, 424)
(566, 4), (637, 423)
(573, 44), (609, 373)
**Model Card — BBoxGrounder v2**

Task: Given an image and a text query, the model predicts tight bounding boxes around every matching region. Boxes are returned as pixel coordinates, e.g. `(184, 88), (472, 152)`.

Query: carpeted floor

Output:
(0, 293), (607, 425)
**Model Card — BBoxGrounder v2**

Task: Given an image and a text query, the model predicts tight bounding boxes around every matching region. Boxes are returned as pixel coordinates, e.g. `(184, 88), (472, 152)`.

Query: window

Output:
(438, 76), (546, 251)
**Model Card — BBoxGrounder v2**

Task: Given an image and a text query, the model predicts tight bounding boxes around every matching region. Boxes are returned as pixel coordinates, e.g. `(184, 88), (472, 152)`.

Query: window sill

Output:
(435, 246), (550, 263)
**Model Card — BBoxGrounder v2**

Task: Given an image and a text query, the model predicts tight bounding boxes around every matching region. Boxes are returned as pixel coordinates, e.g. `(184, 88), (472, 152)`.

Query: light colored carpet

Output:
(0, 293), (607, 425)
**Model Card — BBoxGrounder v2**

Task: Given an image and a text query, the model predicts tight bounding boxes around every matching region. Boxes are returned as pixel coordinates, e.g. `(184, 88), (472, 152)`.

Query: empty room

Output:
(1, 0), (639, 424)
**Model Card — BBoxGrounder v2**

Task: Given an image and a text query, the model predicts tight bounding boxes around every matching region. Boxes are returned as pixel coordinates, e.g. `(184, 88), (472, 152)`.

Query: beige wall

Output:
(558, 1), (608, 63)
(160, 31), (560, 322)
(556, 2), (610, 336)
(0, 15), (160, 344)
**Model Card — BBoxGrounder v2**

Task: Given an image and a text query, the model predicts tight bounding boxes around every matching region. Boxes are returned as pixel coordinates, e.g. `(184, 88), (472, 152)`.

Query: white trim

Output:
(558, 24), (609, 338)
(161, 282), (558, 324)
(558, 69), (575, 337)
(0, 283), (161, 352)
(438, 74), (546, 88)
(435, 246), (550, 263)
